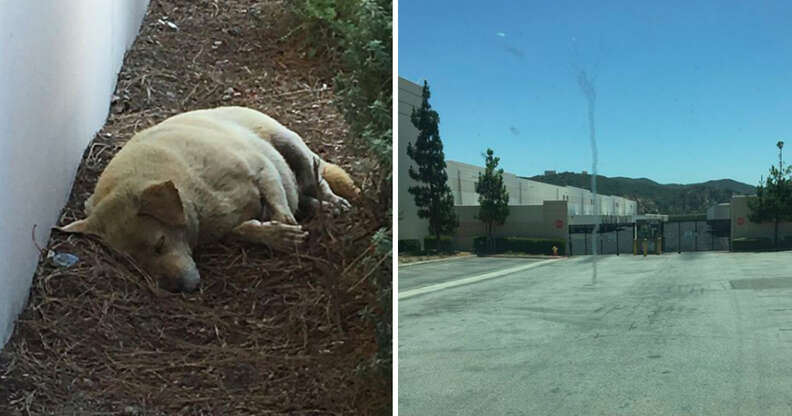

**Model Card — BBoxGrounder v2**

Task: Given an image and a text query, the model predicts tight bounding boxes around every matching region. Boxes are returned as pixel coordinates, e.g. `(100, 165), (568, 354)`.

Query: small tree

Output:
(407, 81), (458, 247)
(475, 148), (510, 251)
(748, 142), (792, 247)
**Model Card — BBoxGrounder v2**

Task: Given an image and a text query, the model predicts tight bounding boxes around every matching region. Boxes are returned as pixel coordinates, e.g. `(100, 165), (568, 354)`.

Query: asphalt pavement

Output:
(398, 252), (792, 415)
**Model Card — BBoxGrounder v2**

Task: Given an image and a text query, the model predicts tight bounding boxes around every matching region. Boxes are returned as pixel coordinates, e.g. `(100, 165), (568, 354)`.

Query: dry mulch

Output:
(0, 1), (390, 415)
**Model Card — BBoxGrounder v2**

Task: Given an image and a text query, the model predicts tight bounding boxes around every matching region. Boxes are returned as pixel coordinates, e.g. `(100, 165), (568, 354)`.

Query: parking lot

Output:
(399, 252), (792, 415)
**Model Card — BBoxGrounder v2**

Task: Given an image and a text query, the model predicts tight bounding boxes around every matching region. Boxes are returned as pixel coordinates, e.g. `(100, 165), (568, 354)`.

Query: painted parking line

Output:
(399, 258), (561, 300)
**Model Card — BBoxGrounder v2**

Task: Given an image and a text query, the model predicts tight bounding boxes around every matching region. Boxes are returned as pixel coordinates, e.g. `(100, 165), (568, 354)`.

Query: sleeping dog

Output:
(57, 106), (359, 292)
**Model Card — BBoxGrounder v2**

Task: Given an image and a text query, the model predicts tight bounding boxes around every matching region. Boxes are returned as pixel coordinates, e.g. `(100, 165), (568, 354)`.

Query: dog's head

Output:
(57, 180), (200, 292)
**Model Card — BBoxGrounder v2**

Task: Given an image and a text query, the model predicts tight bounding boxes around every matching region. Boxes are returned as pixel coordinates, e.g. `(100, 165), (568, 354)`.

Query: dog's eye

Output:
(154, 236), (165, 255)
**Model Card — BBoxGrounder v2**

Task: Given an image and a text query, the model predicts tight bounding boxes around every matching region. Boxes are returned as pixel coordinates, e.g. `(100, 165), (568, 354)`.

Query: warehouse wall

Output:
(730, 195), (792, 241)
(0, 0), (149, 348)
(397, 77), (431, 246)
(453, 201), (569, 250)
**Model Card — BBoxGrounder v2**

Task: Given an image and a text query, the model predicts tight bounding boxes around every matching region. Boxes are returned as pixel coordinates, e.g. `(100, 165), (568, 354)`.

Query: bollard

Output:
(552, 245), (558, 256)
(656, 237), (663, 255)
(642, 238), (648, 256)
(633, 239), (638, 255)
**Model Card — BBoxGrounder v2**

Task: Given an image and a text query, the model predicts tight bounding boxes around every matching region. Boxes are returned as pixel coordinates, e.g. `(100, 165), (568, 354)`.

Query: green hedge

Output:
(732, 236), (792, 251)
(398, 239), (421, 254)
(474, 236), (565, 255)
(424, 236), (454, 253)
(732, 237), (774, 252)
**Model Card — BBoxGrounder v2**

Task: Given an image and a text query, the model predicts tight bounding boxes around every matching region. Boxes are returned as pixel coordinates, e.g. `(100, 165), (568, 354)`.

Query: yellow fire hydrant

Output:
(552, 245), (558, 256)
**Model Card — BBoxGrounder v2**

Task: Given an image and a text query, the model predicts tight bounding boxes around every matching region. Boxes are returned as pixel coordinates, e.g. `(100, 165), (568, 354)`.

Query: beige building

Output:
(398, 76), (638, 251)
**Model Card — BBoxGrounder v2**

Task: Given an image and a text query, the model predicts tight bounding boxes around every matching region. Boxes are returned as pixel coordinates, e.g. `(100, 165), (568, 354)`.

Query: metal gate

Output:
(568, 223), (635, 256)
(569, 219), (730, 256)
(662, 220), (730, 252)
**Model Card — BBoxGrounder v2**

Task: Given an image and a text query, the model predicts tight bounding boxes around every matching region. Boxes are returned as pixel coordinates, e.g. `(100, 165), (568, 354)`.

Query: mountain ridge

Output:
(526, 172), (755, 215)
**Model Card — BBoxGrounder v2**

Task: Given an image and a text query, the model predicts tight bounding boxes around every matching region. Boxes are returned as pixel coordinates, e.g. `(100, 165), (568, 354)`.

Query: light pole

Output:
(778, 140), (784, 172)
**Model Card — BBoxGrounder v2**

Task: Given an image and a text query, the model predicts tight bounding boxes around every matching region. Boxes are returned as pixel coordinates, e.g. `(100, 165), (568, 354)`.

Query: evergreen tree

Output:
(475, 148), (510, 251)
(748, 163), (792, 248)
(406, 81), (458, 246)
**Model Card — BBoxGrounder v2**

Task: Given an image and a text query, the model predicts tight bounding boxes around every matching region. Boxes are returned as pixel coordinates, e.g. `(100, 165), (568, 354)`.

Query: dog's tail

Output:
(323, 162), (360, 201)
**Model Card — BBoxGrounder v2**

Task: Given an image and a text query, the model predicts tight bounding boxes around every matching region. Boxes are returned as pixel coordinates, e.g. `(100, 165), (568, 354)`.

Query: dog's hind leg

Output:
(229, 219), (307, 251)
(249, 142), (300, 225)
(264, 129), (351, 211)
(296, 195), (342, 220)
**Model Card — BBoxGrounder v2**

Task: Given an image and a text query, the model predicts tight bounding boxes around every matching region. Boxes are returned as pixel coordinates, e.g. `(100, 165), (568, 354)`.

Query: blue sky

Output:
(399, 0), (792, 185)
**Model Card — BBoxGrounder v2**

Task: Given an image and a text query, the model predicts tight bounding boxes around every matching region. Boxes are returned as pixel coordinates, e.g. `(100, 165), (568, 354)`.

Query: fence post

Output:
(678, 222), (681, 254)
(694, 221), (698, 251)
(585, 232), (588, 255)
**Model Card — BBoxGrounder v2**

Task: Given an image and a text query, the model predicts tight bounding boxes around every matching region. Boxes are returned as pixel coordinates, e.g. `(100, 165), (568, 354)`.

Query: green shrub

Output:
(398, 239), (422, 254)
(732, 237), (774, 252)
(474, 236), (566, 255)
(291, 0), (392, 392)
(424, 236), (454, 253)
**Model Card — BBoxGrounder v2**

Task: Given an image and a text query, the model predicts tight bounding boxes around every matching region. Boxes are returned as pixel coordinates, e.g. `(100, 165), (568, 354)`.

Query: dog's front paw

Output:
(265, 221), (307, 251)
(232, 219), (307, 251)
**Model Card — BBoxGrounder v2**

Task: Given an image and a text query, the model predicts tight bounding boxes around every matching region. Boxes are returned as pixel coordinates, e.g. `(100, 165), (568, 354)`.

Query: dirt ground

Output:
(0, 1), (390, 415)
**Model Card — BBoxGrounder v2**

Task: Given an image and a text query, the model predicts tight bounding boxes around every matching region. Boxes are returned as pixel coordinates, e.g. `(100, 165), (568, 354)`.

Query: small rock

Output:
(51, 253), (79, 268)
(227, 27), (241, 36)
(123, 405), (141, 415)
(157, 18), (179, 31)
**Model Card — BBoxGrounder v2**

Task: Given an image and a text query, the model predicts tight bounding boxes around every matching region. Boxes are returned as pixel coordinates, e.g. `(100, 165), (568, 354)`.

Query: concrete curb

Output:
(490, 254), (566, 260)
(398, 254), (475, 268)
(399, 258), (561, 300)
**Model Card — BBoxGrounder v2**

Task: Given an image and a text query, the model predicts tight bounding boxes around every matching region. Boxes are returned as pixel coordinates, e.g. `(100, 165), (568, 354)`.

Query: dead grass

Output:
(0, 1), (390, 414)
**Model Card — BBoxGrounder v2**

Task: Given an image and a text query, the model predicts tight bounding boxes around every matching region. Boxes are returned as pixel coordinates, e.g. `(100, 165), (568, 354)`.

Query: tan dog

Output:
(171, 107), (361, 212)
(57, 107), (358, 292)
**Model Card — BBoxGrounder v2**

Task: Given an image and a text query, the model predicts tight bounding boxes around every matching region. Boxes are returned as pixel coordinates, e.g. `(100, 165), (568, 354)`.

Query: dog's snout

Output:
(181, 269), (201, 292)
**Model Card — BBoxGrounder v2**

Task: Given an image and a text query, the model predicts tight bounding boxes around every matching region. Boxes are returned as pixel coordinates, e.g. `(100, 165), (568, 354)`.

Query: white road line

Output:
(399, 258), (561, 300)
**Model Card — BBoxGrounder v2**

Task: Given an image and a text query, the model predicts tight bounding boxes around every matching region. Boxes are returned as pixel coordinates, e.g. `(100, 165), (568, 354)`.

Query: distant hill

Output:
(527, 172), (756, 215)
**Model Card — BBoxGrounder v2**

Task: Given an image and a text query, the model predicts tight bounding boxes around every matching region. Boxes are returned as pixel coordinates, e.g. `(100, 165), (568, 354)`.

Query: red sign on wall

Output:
(555, 219), (564, 229)
(737, 217), (745, 226)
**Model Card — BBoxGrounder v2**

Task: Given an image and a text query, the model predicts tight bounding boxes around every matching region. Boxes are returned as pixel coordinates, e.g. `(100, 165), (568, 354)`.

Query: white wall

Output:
(0, 0), (149, 347)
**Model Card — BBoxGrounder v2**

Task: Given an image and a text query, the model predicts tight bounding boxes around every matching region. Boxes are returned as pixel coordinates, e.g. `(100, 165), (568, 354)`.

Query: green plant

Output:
(291, 0), (392, 395)
(406, 81), (459, 242)
(398, 239), (422, 254)
(732, 237), (774, 252)
(748, 152), (792, 247)
(475, 148), (510, 251)
(423, 236), (455, 253)
(474, 236), (566, 255)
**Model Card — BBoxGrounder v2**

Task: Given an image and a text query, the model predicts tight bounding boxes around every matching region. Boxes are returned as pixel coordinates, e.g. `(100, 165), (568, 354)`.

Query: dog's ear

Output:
(139, 180), (186, 226)
(55, 218), (100, 236)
